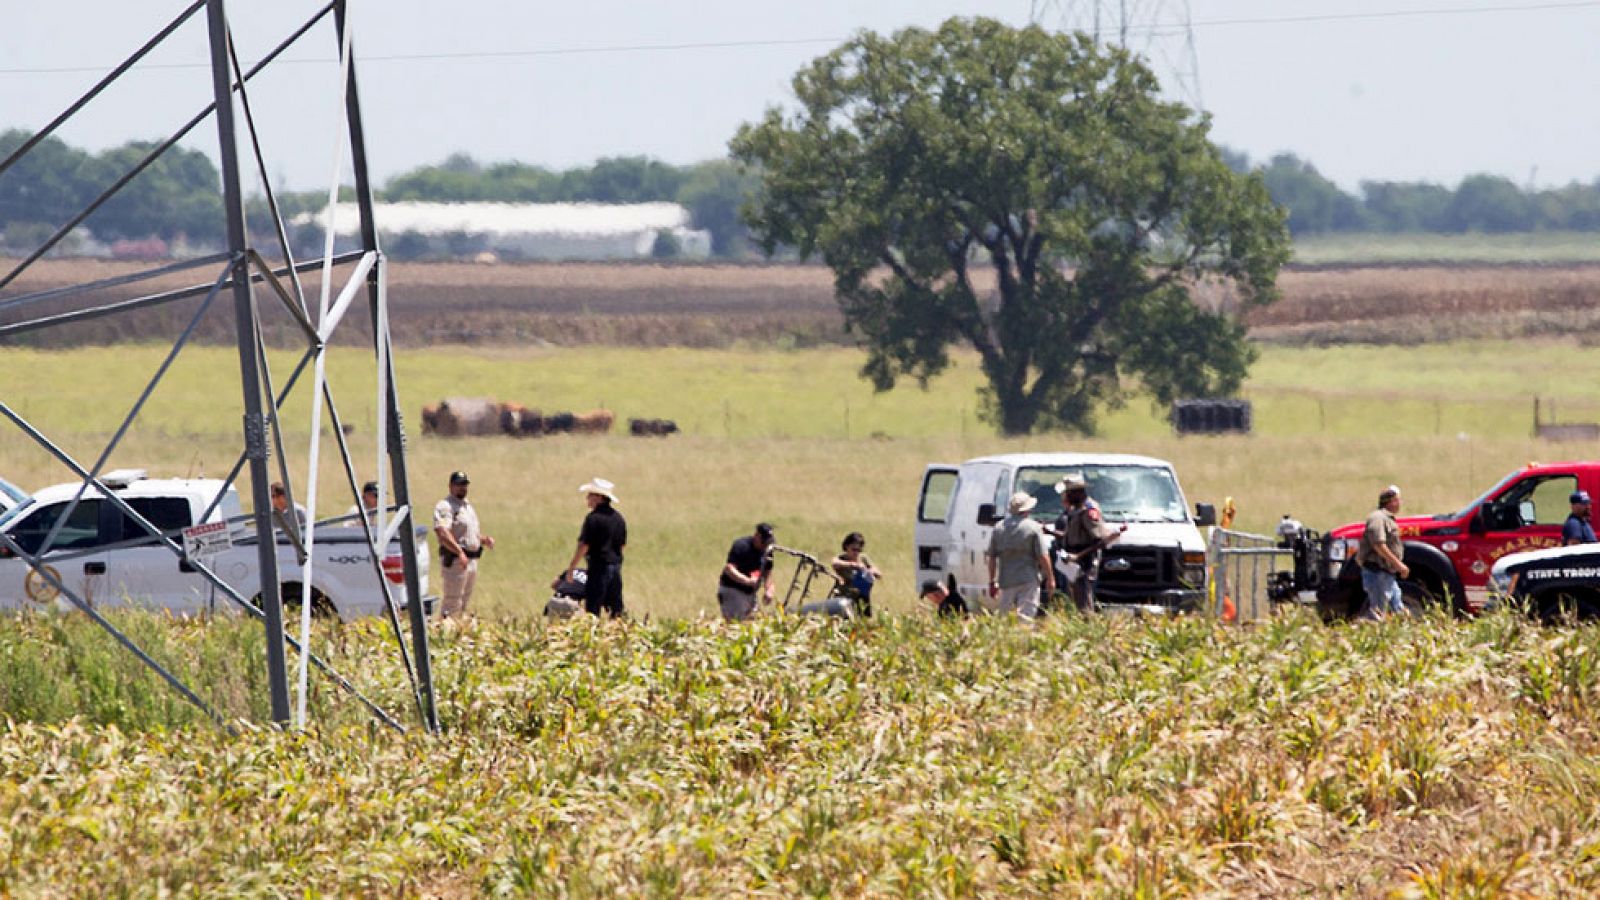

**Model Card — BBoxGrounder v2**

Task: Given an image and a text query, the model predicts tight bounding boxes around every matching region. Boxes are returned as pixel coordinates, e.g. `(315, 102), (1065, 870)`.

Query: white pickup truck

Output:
(0, 470), (431, 622)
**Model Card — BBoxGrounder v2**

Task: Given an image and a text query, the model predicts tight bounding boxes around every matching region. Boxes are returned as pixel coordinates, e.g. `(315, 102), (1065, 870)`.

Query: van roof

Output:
(962, 452), (1174, 469)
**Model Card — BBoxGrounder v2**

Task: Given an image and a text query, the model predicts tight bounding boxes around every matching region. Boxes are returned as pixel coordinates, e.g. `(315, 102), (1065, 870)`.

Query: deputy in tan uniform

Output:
(433, 471), (494, 618)
(1052, 474), (1125, 612)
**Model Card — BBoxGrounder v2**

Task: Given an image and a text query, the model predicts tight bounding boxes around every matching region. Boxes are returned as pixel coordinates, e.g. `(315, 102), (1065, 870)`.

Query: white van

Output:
(915, 453), (1216, 614)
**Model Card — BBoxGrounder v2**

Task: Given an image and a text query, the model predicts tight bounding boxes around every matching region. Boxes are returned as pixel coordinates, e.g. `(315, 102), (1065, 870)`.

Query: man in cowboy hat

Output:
(434, 471), (494, 618)
(556, 477), (628, 618)
(1052, 473), (1125, 612)
(986, 491), (1054, 620)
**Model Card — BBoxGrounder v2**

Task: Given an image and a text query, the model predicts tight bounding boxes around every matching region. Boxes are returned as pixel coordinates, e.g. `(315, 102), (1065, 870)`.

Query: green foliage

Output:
(731, 18), (1291, 435)
(1260, 153), (1369, 235)
(676, 158), (761, 256)
(0, 129), (223, 243)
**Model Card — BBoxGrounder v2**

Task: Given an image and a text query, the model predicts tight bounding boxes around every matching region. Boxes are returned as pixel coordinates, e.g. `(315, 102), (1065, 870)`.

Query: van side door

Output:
(915, 466), (959, 592)
(952, 463), (1010, 597)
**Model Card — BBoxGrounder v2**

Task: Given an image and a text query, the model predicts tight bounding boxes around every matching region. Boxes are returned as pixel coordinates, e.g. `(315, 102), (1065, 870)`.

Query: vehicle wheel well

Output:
(1529, 586), (1600, 624)
(251, 582), (337, 618)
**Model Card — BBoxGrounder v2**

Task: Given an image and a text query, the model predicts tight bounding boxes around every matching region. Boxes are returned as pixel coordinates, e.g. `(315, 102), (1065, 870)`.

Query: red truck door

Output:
(1462, 471), (1579, 601)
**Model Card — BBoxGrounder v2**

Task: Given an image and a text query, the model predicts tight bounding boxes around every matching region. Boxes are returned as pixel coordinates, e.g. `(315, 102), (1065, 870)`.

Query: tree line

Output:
(1247, 151), (1600, 236)
(5, 126), (1600, 258)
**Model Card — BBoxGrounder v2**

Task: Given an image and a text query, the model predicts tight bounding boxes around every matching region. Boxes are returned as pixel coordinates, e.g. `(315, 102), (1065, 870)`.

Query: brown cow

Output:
(570, 409), (615, 435)
(498, 402), (526, 436)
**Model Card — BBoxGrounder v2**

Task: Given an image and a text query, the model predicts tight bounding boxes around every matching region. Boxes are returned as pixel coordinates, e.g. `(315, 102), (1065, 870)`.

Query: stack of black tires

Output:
(1171, 399), (1252, 435)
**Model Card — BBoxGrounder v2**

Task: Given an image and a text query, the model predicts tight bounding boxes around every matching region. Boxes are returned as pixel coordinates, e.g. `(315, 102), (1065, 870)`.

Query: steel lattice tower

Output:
(1029, 0), (1204, 109)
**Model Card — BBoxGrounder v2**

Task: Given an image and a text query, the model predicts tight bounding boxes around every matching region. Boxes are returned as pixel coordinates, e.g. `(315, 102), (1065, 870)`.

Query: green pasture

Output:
(1, 339), (1597, 619)
(1292, 230), (1600, 264)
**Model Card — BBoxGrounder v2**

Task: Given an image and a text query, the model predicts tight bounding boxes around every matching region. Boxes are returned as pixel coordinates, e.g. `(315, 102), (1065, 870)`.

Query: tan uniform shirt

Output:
(988, 514), (1050, 589)
(433, 495), (482, 553)
(1062, 499), (1116, 551)
(1357, 508), (1402, 573)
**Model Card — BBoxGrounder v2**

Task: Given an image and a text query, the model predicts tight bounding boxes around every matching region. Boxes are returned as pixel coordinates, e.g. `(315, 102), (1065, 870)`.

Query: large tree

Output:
(731, 18), (1290, 435)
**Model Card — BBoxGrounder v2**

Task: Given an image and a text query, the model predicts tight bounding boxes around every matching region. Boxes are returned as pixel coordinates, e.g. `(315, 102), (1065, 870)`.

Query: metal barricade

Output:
(1207, 526), (1296, 621)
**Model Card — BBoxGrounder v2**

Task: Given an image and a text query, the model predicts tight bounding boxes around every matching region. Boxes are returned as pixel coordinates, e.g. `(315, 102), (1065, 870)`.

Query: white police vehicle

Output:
(0, 469), (431, 621)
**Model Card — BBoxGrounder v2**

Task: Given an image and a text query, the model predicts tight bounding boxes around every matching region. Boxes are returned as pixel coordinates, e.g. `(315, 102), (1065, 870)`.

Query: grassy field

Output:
(1292, 230), (1600, 264)
(6, 610), (1600, 894)
(3, 339), (1599, 621)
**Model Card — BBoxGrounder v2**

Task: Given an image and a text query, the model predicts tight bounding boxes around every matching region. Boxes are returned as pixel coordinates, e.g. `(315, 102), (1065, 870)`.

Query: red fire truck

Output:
(1315, 461), (1600, 618)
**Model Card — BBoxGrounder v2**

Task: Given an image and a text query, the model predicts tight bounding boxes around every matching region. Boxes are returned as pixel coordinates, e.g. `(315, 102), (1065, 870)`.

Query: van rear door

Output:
(915, 465), (959, 592)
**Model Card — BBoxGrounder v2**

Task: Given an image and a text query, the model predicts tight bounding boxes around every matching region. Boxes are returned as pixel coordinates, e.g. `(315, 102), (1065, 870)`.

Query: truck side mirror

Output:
(976, 503), (1000, 525)
(1469, 508), (1487, 535)
(1194, 503), (1217, 527)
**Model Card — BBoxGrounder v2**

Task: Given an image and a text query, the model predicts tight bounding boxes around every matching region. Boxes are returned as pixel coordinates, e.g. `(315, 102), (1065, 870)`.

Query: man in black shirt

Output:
(719, 522), (775, 621)
(556, 478), (628, 617)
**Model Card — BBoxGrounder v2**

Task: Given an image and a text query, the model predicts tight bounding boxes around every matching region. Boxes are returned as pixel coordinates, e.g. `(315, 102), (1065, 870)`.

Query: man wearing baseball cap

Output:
(433, 471), (494, 618)
(718, 522), (776, 620)
(1563, 490), (1597, 546)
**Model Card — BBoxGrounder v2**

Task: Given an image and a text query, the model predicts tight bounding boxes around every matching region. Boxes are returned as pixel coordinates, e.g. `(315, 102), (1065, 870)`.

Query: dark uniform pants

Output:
(584, 561), (625, 618)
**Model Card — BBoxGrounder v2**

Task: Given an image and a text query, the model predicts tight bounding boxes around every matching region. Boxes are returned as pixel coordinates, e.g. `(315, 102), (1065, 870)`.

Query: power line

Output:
(2, 0), (1597, 76)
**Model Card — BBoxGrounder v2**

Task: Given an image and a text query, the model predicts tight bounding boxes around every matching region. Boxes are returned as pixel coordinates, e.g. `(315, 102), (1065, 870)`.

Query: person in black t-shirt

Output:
(556, 478), (628, 618)
(718, 522), (776, 621)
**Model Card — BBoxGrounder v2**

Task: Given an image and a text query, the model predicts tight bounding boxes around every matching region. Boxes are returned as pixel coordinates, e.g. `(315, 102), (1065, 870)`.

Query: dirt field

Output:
(6, 257), (1600, 347)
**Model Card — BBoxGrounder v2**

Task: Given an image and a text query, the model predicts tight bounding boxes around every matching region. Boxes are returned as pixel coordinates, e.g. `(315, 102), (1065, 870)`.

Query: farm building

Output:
(299, 201), (712, 261)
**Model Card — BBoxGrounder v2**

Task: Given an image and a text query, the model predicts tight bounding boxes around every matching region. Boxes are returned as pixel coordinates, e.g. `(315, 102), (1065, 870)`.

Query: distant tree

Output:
(1446, 174), (1535, 233)
(79, 141), (223, 241)
(676, 159), (759, 256)
(0, 129), (94, 232)
(1218, 146), (1252, 175)
(1259, 154), (1366, 234)
(1533, 181), (1600, 231)
(1359, 180), (1453, 232)
(567, 156), (685, 203)
(732, 18), (1289, 435)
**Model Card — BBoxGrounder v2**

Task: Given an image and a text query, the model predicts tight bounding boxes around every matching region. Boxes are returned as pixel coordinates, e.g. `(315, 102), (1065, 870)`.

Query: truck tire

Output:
(1531, 588), (1600, 625)
(252, 583), (337, 619)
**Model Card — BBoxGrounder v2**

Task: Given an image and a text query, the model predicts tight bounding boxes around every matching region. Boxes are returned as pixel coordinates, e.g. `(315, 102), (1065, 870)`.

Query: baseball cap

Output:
(449, 471), (470, 485)
(1573, 490), (1592, 505)
(362, 480), (379, 494)
(755, 522), (775, 540)
(920, 579), (943, 596)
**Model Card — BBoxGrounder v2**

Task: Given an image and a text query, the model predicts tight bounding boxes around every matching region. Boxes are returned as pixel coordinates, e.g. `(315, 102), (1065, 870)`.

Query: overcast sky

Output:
(3, 1), (1598, 194)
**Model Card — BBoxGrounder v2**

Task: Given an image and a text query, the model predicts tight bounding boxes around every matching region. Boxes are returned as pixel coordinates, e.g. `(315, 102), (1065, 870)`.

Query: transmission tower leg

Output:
(208, 0), (292, 724)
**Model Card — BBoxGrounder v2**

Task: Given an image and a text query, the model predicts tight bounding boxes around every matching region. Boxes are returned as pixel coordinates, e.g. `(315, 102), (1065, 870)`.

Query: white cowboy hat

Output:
(1055, 474), (1088, 493)
(579, 477), (619, 504)
(1007, 491), (1037, 514)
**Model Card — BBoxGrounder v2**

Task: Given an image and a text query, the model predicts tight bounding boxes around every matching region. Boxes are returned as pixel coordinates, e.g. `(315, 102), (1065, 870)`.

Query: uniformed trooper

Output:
(1563, 490), (1597, 546)
(433, 471), (495, 618)
(1052, 474), (1124, 612)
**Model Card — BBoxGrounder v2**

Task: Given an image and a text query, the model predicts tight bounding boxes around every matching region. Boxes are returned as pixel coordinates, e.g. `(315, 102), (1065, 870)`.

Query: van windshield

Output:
(1015, 465), (1188, 524)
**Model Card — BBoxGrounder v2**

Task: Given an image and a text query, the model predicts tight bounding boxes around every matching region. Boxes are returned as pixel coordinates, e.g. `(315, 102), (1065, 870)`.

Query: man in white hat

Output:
(557, 477), (628, 618)
(986, 491), (1054, 620)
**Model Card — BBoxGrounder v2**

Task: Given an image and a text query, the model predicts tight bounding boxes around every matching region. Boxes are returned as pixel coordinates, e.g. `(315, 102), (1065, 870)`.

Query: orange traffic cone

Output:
(1221, 593), (1238, 623)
